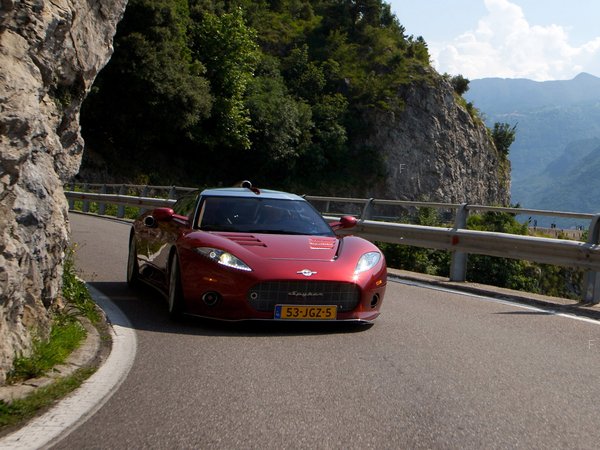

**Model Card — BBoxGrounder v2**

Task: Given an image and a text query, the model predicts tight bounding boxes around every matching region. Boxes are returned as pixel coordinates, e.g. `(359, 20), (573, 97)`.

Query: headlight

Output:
(354, 252), (381, 274)
(193, 247), (252, 272)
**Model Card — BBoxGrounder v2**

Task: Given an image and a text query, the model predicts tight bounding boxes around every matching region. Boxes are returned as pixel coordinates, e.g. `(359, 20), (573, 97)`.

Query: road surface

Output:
(54, 213), (600, 449)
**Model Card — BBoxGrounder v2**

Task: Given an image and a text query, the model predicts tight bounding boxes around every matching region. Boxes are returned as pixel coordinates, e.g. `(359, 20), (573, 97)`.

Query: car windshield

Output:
(197, 196), (334, 236)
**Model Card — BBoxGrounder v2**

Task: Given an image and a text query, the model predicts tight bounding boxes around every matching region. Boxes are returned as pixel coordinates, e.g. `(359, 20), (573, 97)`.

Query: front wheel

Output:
(126, 234), (140, 288)
(168, 255), (185, 320)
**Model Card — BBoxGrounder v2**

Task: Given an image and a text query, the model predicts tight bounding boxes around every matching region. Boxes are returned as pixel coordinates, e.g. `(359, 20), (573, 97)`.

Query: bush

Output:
(491, 122), (517, 156)
(450, 74), (470, 95)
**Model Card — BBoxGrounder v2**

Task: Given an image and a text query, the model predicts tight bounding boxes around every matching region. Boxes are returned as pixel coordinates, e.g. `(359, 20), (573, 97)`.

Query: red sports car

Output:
(127, 183), (387, 322)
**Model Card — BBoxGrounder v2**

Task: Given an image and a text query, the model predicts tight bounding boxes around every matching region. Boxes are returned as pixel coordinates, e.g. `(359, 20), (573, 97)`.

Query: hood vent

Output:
(224, 234), (267, 247)
(309, 238), (336, 250)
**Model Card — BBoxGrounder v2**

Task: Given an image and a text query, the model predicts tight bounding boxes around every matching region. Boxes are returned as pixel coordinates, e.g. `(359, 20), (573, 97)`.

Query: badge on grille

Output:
(297, 269), (317, 277)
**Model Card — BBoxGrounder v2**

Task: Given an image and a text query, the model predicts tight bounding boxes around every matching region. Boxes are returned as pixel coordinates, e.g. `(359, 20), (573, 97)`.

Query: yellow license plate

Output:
(274, 305), (337, 320)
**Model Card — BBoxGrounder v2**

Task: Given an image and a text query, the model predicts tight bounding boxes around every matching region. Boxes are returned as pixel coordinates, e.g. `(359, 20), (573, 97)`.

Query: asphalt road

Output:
(56, 213), (600, 449)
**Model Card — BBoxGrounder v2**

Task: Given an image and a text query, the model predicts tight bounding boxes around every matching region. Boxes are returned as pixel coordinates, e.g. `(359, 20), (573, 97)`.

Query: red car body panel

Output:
(130, 187), (387, 323)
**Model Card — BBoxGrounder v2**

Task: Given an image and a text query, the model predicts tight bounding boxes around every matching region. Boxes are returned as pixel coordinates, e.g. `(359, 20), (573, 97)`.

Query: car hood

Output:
(214, 232), (340, 262)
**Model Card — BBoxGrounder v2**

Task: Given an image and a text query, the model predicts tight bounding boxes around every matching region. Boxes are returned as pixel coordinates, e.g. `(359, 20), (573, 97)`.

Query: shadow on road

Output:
(89, 281), (373, 337)
(493, 310), (556, 316)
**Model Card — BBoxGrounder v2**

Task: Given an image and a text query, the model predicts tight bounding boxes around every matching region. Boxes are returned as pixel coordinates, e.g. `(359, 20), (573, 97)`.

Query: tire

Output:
(126, 233), (140, 288)
(168, 255), (185, 320)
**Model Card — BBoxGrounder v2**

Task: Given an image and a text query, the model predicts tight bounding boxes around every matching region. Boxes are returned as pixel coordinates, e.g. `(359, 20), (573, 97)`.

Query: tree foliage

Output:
(81, 0), (434, 187)
(190, 8), (259, 150)
(81, 0), (212, 171)
(449, 74), (470, 96)
(491, 122), (517, 156)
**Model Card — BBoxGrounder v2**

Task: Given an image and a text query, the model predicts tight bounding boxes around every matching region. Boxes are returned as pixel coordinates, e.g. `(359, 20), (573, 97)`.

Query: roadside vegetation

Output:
(378, 209), (584, 300)
(0, 368), (96, 431)
(0, 247), (102, 432)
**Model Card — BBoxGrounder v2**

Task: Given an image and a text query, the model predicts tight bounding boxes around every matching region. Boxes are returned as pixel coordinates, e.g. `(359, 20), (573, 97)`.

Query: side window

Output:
(172, 191), (199, 220)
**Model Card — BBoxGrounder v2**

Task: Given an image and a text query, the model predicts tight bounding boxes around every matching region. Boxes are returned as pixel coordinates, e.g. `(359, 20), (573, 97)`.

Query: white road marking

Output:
(0, 285), (137, 450)
(392, 277), (600, 326)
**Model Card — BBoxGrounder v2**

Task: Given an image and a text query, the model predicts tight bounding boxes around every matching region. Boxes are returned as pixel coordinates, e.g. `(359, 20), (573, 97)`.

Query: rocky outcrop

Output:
(364, 74), (510, 206)
(0, 0), (127, 383)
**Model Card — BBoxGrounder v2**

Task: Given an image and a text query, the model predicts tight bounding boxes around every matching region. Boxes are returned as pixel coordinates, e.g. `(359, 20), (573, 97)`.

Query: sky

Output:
(387, 0), (600, 81)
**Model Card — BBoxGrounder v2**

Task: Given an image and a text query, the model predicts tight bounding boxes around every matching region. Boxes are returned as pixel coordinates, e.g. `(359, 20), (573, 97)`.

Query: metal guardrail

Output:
(64, 184), (600, 304)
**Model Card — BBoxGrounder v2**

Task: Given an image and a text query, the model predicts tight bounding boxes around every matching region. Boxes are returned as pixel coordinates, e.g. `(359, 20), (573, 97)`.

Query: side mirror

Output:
(330, 215), (358, 231)
(339, 215), (358, 229)
(144, 208), (174, 227)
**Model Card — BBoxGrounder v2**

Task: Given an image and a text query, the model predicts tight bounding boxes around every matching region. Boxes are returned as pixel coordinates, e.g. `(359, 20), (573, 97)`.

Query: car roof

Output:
(199, 187), (305, 201)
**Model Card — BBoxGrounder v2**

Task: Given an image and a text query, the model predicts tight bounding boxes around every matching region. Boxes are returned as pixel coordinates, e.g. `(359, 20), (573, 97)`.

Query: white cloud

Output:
(430, 0), (600, 80)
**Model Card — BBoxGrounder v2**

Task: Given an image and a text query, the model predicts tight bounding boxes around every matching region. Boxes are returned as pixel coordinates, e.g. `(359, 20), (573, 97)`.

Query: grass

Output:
(6, 319), (86, 383)
(0, 246), (105, 432)
(0, 367), (96, 430)
(61, 245), (101, 324)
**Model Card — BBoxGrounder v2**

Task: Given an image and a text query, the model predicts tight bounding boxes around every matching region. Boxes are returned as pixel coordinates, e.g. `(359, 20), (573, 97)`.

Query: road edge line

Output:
(0, 285), (137, 450)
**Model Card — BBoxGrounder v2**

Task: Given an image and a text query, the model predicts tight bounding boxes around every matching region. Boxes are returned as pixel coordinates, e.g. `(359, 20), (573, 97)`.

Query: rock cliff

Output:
(364, 74), (510, 206)
(0, 0), (127, 383)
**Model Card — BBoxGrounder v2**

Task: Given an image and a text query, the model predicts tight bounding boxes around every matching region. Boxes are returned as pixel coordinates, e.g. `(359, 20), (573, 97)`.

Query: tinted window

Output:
(198, 196), (334, 236)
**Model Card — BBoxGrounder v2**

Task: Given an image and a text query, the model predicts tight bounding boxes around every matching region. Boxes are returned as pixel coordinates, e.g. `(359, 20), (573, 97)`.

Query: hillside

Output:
(79, 0), (509, 205)
(532, 139), (600, 212)
(465, 73), (600, 219)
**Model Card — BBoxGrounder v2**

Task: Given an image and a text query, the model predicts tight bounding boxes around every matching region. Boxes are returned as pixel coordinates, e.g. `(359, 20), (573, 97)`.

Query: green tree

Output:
(283, 45), (326, 101)
(491, 122), (517, 156)
(449, 74), (470, 96)
(245, 56), (312, 167)
(81, 0), (212, 172)
(190, 8), (260, 150)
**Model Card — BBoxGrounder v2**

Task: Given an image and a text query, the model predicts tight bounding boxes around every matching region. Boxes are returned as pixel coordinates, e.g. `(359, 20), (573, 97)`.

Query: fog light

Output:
(202, 291), (221, 306)
(370, 294), (380, 308)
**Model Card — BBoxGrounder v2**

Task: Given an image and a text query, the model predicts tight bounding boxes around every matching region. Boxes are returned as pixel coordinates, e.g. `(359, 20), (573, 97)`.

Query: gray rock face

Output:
(365, 76), (510, 206)
(0, 0), (127, 383)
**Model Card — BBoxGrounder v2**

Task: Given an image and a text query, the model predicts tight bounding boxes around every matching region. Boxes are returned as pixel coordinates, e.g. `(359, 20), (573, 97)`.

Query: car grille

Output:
(248, 281), (360, 312)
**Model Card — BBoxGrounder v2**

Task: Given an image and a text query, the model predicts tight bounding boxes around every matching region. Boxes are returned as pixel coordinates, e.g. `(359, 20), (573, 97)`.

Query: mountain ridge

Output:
(464, 72), (600, 222)
(467, 72), (600, 114)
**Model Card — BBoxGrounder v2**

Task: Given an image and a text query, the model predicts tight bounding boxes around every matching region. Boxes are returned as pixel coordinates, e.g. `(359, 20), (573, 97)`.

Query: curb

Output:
(0, 285), (137, 449)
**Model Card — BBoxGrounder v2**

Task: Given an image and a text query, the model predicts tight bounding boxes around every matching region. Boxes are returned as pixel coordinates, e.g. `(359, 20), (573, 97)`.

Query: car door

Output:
(140, 191), (199, 286)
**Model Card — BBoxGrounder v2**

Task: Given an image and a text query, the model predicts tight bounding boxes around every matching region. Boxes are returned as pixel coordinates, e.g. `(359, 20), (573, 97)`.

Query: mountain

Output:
(533, 139), (600, 213)
(465, 73), (600, 223)
(466, 73), (600, 114)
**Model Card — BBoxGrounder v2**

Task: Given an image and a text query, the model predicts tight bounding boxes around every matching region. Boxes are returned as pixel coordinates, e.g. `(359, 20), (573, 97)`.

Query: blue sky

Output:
(388, 0), (600, 80)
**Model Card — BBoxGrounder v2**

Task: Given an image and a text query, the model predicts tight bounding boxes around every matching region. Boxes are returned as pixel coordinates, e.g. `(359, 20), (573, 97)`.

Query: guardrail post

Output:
(583, 214), (600, 303)
(360, 198), (374, 221)
(82, 184), (90, 213)
(168, 186), (177, 199)
(68, 182), (75, 210)
(117, 185), (126, 218)
(449, 203), (469, 282)
(97, 185), (107, 215)
(140, 185), (149, 214)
